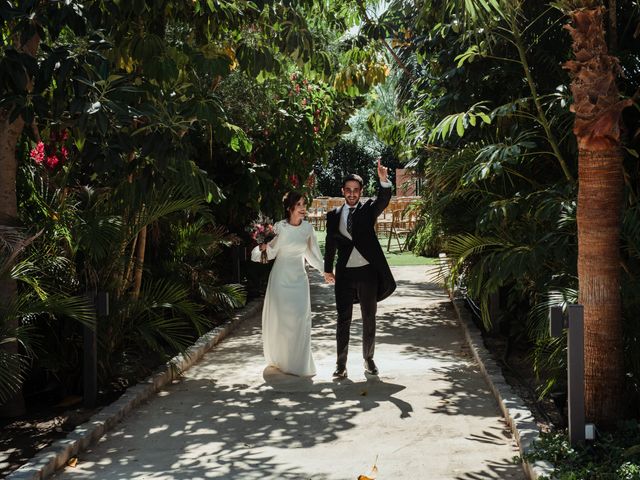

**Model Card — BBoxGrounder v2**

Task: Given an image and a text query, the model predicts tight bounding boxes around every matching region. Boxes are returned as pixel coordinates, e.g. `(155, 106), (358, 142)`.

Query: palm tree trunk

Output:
(0, 110), (22, 226)
(577, 148), (624, 426)
(121, 233), (139, 296)
(564, 6), (632, 427)
(131, 226), (147, 300)
(0, 110), (24, 413)
(0, 29), (40, 416)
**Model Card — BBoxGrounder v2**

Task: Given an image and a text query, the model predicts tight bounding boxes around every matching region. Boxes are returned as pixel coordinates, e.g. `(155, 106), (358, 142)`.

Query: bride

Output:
(251, 191), (328, 376)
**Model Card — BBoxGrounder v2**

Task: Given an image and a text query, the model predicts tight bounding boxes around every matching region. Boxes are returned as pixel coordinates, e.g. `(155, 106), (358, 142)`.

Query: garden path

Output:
(52, 265), (524, 479)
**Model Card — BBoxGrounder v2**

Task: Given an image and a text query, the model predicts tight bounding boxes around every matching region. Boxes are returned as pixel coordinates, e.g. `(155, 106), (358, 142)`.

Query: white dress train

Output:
(251, 219), (324, 376)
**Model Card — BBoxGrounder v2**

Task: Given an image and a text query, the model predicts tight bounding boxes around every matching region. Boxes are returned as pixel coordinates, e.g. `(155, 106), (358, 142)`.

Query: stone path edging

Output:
(7, 298), (263, 480)
(450, 294), (555, 480)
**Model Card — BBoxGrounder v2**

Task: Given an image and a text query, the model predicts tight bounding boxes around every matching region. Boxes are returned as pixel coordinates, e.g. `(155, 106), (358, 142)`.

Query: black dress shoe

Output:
(364, 358), (379, 375)
(333, 365), (348, 378)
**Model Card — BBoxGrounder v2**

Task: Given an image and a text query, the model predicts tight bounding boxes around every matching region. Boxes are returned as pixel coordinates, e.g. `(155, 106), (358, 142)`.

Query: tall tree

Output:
(376, 0), (636, 425)
(562, 1), (632, 426)
(0, 4), (42, 417)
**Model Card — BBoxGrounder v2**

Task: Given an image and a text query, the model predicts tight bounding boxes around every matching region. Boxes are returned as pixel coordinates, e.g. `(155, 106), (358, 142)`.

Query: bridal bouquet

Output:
(248, 215), (275, 263)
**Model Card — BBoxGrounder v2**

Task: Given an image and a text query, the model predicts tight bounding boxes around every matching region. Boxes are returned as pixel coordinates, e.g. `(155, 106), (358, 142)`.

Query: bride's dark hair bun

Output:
(283, 191), (303, 220)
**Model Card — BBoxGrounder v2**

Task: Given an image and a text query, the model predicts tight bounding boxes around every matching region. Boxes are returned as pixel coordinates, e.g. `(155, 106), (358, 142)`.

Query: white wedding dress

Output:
(251, 219), (324, 376)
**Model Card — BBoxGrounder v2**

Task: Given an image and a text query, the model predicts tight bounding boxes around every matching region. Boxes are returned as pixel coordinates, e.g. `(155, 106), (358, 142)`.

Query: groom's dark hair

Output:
(342, 174), (363, 188)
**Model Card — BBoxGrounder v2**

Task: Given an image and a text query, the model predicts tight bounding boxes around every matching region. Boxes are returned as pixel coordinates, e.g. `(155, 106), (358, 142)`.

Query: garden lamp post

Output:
(550, 304), (586, 446)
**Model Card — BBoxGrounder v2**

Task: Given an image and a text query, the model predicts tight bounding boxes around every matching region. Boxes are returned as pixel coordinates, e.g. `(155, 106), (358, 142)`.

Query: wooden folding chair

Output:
(307, 198), (325, 230)
(387, 209), (413, 252)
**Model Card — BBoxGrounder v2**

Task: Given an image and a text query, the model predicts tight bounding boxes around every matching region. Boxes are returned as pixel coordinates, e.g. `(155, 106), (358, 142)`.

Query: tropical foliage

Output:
(359, 0), (640, 427)
(2, 0), (640, 475)
(0, 0), (387, 416)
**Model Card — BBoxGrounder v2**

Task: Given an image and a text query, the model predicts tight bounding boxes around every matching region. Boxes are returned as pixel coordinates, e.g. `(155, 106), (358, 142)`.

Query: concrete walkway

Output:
(52, 266), (524, 479)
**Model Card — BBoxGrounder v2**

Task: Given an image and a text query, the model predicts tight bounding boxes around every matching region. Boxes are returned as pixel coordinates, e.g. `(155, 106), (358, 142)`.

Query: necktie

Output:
(347, 207), (355, 235)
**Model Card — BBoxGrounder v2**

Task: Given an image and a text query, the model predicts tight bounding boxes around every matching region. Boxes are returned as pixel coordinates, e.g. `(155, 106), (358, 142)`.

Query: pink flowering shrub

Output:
(29, 129), (70, 170)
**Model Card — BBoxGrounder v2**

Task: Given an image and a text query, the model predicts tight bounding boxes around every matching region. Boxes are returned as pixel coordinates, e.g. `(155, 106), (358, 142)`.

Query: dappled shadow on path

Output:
(392, 277), (448, 299)
(427, 365), (504, 419)
(261, 368), (412, 418)
(57, 374), (412, 479)
(454, 457), (523, 480)
(310, 300), (464, 361)
(55, 265), (522, 480)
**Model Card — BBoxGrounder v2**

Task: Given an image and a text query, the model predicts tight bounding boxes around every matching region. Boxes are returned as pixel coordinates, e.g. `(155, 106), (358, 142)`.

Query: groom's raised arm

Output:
(372, 159), (392, 217)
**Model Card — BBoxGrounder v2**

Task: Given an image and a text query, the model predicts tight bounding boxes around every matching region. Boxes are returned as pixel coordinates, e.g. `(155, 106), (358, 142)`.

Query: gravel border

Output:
(7, 297), (263, 480)
(450, 293), (555, 479)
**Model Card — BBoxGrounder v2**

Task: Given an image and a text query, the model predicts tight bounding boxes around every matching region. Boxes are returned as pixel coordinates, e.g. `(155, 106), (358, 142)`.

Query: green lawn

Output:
(315, 230), (436, 267)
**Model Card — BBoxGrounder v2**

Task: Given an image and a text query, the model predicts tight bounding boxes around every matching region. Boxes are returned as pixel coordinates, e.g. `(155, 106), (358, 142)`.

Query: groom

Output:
(323, 159), (396, 378)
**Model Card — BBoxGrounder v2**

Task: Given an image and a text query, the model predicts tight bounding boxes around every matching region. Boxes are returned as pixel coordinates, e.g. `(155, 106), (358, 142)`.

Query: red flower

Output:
(45, 155), (60, 169)
(30, 142), (45, 164)
(30, 128), (73, 170)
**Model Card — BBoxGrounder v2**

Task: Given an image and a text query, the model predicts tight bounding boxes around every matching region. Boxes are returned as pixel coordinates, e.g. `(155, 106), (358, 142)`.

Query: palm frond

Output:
(124, 186), (207, 244)
(199, 283), (247, 313)
(0, 351), (28, 404)
(133, 278), (208, 337)
(169, 158), (225, 205)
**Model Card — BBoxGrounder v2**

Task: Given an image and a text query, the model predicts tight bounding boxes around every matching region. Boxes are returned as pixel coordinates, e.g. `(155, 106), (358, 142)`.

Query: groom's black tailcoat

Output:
(323, 183), (396, 301)
(323, 183), (396, 365)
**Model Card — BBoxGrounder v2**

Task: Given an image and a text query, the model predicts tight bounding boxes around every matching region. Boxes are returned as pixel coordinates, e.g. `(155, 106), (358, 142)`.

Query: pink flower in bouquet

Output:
(248, 216), (275, 245)
(249, 216), (275, 263)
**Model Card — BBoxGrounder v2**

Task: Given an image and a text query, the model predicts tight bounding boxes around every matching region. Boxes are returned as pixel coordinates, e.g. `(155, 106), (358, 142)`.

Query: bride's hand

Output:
(260, 244), (267, 252)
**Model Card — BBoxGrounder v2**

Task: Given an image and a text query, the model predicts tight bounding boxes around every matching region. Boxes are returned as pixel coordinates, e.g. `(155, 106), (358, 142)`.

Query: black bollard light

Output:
(549, 304), (586, 446)
(84, 291), (109, 408)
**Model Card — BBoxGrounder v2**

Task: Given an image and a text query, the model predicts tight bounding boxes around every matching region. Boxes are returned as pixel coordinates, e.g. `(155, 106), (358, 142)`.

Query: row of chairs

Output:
(308, 196), (418, 252)
(381, 208), (417, 252)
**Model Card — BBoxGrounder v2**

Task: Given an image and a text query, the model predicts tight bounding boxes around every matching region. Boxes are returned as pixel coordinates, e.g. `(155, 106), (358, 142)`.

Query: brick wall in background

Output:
(395, 168), (419, 196)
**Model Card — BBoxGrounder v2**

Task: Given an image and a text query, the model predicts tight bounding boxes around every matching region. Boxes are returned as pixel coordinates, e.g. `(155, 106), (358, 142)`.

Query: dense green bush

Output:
(523, 424), (640, 480)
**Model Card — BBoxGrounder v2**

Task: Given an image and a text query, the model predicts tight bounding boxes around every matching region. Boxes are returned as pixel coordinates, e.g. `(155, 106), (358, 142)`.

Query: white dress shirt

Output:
(339, 180), (392, 268)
